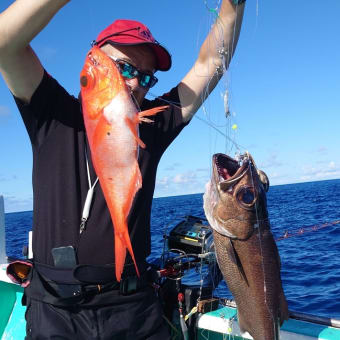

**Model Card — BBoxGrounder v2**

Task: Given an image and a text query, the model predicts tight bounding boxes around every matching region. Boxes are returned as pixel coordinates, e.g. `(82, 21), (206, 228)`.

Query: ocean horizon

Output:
(3, 178), (340, 318)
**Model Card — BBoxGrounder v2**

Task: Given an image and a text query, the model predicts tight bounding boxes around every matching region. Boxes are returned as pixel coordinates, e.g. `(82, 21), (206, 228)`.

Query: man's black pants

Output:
(24, 286), (171, 340)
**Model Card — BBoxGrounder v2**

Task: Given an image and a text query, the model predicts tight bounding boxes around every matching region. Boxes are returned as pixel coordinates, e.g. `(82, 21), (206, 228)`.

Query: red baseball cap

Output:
(95, 19), (172, 71)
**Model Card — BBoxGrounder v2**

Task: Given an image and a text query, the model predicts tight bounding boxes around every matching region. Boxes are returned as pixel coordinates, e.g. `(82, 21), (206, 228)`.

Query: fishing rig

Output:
(155, 215), (222, 340)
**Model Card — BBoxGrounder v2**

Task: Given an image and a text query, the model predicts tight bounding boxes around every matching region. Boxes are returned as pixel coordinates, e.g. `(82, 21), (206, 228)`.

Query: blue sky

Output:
(1, 0), (340, 212)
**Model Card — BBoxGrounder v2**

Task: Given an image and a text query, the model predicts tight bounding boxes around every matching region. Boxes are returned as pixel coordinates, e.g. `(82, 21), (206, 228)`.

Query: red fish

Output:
(80, 46), (167, 281)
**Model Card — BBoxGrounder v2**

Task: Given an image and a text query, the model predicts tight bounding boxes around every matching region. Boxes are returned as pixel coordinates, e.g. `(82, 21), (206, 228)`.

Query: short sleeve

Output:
(141, 86), (190, 155)
(13, 70), (81, 149)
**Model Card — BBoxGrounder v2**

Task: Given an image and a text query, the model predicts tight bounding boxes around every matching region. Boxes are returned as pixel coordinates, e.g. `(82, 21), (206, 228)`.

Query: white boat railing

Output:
(0, 195), (6, 263)
(221, 298), (340, 329)
(289, 311), (340, 329)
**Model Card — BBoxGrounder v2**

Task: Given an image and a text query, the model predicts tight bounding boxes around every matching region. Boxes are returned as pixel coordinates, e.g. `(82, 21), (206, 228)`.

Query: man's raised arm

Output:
(178, 0), (245, 122)
(0, 0), (69, 103)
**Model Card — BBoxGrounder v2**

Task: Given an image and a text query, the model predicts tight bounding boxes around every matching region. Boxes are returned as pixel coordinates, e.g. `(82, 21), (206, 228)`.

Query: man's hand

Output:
(0, 0), (69, 103)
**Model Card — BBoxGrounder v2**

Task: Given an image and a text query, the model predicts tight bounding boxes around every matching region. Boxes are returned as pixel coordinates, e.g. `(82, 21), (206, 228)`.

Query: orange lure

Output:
(80, 46), (167, 281)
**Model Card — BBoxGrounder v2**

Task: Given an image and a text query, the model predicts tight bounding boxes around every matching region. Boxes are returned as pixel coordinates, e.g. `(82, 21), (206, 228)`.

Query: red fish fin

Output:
(123, 231), (140, 278)
(114, 230), (127, 282)
(138, 106), (169, 123)
(121, 166), (141, 278)
(124, 116), (146, 149)
(115, 229), (140, 280)
(115, 233), (140, 279)
(123, 164), (142, 217)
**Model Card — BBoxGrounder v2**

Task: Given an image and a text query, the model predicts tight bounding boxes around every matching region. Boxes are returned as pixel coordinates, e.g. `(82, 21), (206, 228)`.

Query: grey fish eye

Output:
(241, 189), (255, 204)
(236, 187), (256, 207)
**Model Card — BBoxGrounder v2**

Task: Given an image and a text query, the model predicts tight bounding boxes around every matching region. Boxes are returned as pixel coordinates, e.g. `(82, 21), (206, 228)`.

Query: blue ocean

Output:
(4, 179), (340, 319)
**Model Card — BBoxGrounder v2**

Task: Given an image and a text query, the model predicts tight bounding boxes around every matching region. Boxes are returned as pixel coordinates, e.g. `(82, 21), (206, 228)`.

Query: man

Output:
(0, 0), (245, 339)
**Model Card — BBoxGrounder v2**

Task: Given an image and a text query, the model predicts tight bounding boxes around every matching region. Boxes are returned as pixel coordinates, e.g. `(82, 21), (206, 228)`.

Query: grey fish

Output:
(203, 152), (288, 340)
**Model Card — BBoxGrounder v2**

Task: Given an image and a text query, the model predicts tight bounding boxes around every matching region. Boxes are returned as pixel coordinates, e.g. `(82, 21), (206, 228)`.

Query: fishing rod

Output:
(220, 298), (340, 329)
(157, 251), (216, 280)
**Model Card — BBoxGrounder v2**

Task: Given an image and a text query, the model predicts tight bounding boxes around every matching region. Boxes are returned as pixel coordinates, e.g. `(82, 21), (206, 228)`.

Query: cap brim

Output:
(103, 40), (172, 72)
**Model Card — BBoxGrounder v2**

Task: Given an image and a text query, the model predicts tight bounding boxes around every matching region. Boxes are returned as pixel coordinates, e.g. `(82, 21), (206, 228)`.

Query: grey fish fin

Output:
(279, 290), (289, 325)
(227, 239), (249, 286)
(237, 310), (246, 334)
(274, 319), (280, 340)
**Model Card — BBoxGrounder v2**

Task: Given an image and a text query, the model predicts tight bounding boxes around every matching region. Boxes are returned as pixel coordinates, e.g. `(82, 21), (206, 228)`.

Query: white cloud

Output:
(0, 106), (10, 117)
(317, 146), (328, 154)
(0, 174), (18, 182)
(329, 161), (336, 169)
(0, 174), (14, 182)
(260, 153), (283, 169)
(197, 167), (209, 173)
(173, 172), (197, 184)
(39, 46), (57, 59)
(155, 170), (209, 197)
(268, 172), (281, 179)
(299, 161), (340, 182)
(164, 162), (182, 171)
(3, 195), (33, 213)
(157, 176), (170, 188)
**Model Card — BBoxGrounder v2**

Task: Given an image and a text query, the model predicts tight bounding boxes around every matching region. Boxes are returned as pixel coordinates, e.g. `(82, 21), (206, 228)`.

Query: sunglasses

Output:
(110, 57), (158, 89)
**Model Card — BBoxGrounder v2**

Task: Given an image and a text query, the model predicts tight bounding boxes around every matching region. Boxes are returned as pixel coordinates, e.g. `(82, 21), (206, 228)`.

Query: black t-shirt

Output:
(15, 71), (188, 266)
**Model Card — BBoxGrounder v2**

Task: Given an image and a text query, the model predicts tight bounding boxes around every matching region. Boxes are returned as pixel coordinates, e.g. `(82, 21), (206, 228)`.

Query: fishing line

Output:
(146, 90), (244, 151)
(204, 0), (221, 18)
(130, 91), (141, 112)
(200, 2), (243, 161)
(147, 1), (244, 158)
(146, 91), (181, 108)
(154, 3), (250, 329)
(275, 220), (340, 242)
(218, 2), (245, 156)
(84, 0), (96, 38)
(194, 0), (248, 319)
(248, 157), (274, 325)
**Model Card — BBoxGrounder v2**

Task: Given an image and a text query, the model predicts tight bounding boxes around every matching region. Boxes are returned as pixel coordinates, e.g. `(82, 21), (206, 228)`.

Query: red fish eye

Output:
(80, 75), (88, 87)
(80, 68), (95, 90)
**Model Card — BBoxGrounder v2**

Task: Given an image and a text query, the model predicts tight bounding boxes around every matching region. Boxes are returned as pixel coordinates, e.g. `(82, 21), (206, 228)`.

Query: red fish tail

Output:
(113, 167), (142, 281)
(124, 231), (140, 278)
(121, 167), (141, 278)
(114, 228), (127, 282)
(114, 227), (140, 281)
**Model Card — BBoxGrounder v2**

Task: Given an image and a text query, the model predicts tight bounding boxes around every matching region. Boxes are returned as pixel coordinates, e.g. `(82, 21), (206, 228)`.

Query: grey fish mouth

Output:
(213, 153), (250, 185)
(213, 154), (239, 181)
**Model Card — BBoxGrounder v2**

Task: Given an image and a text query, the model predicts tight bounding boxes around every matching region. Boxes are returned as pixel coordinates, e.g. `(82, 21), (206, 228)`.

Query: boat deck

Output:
(0, 269), (25, 340)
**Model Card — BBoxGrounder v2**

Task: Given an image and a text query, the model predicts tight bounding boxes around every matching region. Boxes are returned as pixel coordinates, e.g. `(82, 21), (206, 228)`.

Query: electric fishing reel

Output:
(156, 215), (222, 340)
(159, 215), (216, 280)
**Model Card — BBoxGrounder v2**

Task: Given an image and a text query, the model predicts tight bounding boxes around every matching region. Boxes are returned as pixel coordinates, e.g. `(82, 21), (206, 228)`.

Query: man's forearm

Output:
(178, 0), (245, 120)
(0, 0), (70, 103)
(0, 0), (70, 54)
(199, 0), (245, 72)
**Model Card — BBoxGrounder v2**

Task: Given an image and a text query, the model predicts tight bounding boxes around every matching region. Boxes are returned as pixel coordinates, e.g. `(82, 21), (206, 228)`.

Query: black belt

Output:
(34, 261), (147, 285)
(7, 259), (155, 306)
(29, 261), (152, 304)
